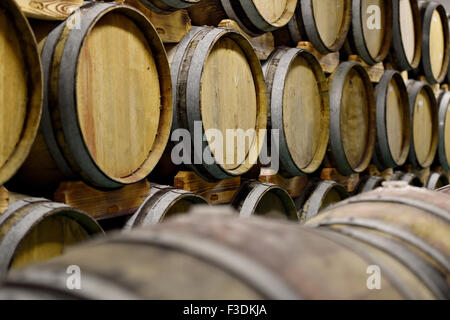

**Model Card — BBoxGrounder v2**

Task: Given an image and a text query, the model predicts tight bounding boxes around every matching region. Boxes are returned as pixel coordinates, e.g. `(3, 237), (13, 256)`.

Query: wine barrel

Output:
(0, 0), (42, 186)
(286, 0), (352, 54)
(295, 180), (349, 223)
(138, 0), (200, 14)
(188, 0), (297, 36)
(168, 26), (267, 182)
(231, 181), (297, 220)
(353, 175), (385, 195)
(373, 71), (411, 170)
(389, 0), (422, 71)
(419, 1), (450, 84)
(306, 183), (450, 299)
(426, 172), (449, 190)
(262, 47), (329, 177)
(345, 0), (393, 65)
(407, 81), (439, 169)
(124, 185), (207, 229)
(436, 91), (450, 171)
(10, 2), (173, 193)
(328, 62), (376, 175)
(0, 208), (438, 299)
(0, 197), (103, 278)
(391, 171), (423, 187)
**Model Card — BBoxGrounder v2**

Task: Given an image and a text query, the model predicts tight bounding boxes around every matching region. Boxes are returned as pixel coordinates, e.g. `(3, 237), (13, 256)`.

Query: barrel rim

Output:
(329, 61), (376, 175)
(264, 47), (329, 176)
(351, 0), (393, 65)
(0, 0), (43, 186)
(426, 172), (449, 190)
(437, 91), (450, 170)
(390, 0), (422, 70)
(374, 70), (411, 168)
(139, 0), (201, 14)
(420, 1), (450, 84)
(407, 81), (439, 169)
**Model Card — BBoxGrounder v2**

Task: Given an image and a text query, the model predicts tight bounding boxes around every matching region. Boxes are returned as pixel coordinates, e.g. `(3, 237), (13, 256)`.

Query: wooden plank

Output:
(258, 170), (308, 199)
(367, 164), (395, 181)
(218, 19), (274, 60)
(174, 171), (240, 204)
(54, 180), (151, 220)
(116, 0), (191, 43)
(320, 168), (360, 193)
(297, 41), (340, 74)
(15, 0), (82, 20)
(349, 55), (385, 83)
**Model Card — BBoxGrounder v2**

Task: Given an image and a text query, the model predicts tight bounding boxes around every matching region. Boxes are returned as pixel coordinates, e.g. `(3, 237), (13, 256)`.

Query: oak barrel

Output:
(168, 26), (267, 181)
(373, 71), (411, 170)
(307, 183), (450, 299)
(231, 181), (297, 220)
(295, 180), (349, 223)
(436, 91), (450, 171)
(419, 1), (450, 84)
(426, 172), (449, 190)
(188, 0), (297, 36)
(389, 0), (422, 71)
(262, 47), (329, 177)
(286, 0), (352, 54)
(124, 185), (207, 228)
(327, 62), (376, 175)
(344, 0), (393, 65)
(0, 197), (103, 278)
(0, 0), (43, 186)
(138, 0), (200, 13)
(407, 81), (439, 169)
(391, 171), (423, 187)
(0, 208), (439, 299)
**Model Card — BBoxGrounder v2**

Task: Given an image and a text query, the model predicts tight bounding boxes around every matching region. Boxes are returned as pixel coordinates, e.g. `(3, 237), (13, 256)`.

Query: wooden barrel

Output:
(0, 0), (43, 186)
(373, 71), (411, 170)
(419, 1), (450, 84)
(124, 185), (207, 228)
(426, 172), (449, 190)
(0, 197), (103, 278)
(295, 180), (349, 223)
(389, 0), (422, 71)
(306, 183), (450, 299)
(188, 0), (297, 36)
(0, 208), (438, 299)
(286, 0), (352, 54)
(169, 26), (267, 181)
(407, 81), (439, 168)
(391, 171), (423, 187)
(436, 91), (450, 171)
(10, 2), (173, 192)
(345, 0), (393, 65)
(328, 62), (376, 175)
(262, 47), (329, 177)
(231, 181), (297, 220)
(138, 0), (201, 14)
(353, 175), (385, 195)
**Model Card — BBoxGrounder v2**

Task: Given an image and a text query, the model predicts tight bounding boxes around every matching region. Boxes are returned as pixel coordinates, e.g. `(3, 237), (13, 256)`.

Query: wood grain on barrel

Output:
(340, 69), (370, 169)
(386, 78), (407, 163)
(201, 37), (257, 172)
(429, 9), (445, 81)
(361, 0), (386, 58)
(283, 56), (322, 169)
(313, 0), (345, 48)
(253, 0), (289, 25)
(77, 13), (161, 179)
(413, 88), (434, 166)
(0, 10), (27, 170)
(399, 0), (416, 64)
(10, 216), (89, 270)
